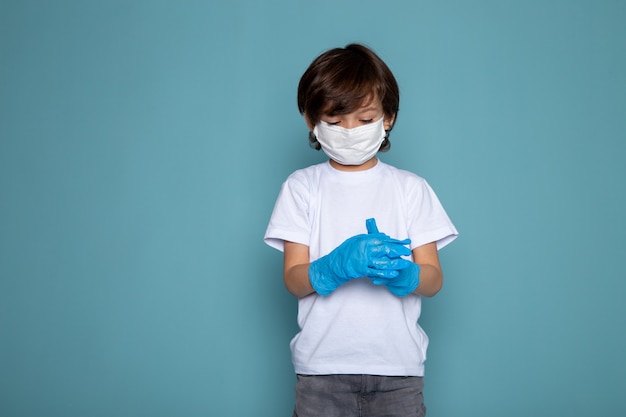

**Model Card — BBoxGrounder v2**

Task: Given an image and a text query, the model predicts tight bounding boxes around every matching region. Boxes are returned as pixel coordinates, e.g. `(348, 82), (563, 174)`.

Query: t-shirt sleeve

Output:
(264, 172), (312, 252)
(407, 178), (458, 250)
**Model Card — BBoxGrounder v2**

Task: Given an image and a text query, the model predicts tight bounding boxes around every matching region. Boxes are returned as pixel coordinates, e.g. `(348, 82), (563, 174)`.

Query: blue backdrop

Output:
(1, 1), (625, 416)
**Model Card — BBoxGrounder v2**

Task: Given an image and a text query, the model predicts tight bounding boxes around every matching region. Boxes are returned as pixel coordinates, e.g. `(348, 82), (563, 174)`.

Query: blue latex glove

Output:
(366, 218), (421, 297)
(309, 221), (412, 296)
(381, 261), (420, 297)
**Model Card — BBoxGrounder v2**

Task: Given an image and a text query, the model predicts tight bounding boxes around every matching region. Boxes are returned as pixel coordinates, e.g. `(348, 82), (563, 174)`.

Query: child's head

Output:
(297, 44), (400, 152)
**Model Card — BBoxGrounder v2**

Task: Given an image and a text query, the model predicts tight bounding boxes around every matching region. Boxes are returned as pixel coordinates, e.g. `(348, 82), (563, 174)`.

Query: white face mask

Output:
(313, 117), (386, 165)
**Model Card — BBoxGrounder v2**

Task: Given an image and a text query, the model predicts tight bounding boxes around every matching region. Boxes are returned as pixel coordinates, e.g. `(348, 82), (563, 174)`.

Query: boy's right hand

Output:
(309, 227), (411, 296)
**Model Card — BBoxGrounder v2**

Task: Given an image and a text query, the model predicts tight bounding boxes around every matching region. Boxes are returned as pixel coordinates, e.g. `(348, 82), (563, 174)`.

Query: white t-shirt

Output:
(264, 160), (458, 376)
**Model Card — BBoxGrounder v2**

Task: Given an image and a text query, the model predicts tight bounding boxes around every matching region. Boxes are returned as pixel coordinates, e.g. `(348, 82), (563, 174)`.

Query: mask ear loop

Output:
(308, 131), (321, 150)
(379, 129), (391, 152)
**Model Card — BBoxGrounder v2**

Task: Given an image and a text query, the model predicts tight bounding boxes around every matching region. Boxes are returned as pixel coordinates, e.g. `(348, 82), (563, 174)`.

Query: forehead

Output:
(322, 93), (382, 115)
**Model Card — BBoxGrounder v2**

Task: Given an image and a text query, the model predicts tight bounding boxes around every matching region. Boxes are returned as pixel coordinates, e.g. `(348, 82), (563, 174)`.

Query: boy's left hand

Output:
(373, 260), (420, 297)
(365, 218), (421, 297)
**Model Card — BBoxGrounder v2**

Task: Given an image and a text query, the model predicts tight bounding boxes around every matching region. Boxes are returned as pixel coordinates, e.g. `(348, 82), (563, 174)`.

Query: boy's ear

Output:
(384, 114), (396, 131)
(304, 113), (316, 131)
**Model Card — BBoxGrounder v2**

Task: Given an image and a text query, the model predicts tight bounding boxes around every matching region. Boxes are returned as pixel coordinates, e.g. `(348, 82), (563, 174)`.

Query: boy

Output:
(265, 43), (458, 417)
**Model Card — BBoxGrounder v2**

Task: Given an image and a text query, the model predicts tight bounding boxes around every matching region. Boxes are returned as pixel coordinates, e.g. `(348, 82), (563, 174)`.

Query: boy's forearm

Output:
(413, 263), (443, 297)
(284, 263), (315, 298)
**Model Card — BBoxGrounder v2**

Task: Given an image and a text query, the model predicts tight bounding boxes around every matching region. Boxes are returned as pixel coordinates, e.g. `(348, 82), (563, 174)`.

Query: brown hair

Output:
(297, 44), (400, 151)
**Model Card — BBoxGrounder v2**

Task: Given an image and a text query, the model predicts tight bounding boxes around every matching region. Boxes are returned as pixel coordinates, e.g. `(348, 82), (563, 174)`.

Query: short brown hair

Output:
(297, 44), (400, 151)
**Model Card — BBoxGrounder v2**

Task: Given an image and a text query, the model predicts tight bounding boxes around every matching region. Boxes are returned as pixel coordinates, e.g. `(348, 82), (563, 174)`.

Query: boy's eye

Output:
(360, 119), (374, 123)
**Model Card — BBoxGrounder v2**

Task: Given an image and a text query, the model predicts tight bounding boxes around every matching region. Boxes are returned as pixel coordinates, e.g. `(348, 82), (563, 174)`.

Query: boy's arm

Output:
(412, 242), (443, 297)
(283, 240), (443, 298)
(283, 241), (315, 298)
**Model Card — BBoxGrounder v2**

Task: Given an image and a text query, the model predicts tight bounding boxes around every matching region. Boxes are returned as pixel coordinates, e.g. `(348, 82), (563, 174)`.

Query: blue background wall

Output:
(1, 1), (625, 416)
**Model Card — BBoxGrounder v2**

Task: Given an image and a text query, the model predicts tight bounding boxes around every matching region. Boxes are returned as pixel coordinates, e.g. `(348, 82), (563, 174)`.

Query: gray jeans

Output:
(292, 374), (426, 417)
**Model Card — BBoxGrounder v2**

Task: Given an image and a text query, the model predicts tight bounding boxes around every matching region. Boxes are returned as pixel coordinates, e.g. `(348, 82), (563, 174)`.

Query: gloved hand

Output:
(366, 218), (421, 297)
(309, 220), (412, 296)
(380, 261), (420, 297)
